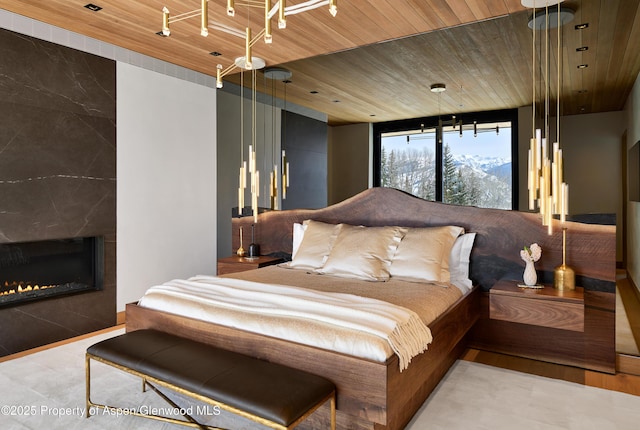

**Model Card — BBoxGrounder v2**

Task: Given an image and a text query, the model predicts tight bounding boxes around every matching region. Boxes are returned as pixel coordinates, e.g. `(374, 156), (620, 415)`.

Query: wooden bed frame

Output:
(126, 187), (616, 429)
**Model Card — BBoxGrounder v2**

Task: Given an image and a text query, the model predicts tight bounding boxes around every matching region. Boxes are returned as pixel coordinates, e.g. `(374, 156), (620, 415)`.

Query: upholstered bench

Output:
(85, 329), (336, 429)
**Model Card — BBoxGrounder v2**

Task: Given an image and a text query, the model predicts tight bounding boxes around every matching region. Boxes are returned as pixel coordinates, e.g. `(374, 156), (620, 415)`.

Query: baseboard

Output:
(617, 353), (640, 376)
(117, 311), (126, 325)
(627, 272), (640, 303)
(0, 325), (123, 363)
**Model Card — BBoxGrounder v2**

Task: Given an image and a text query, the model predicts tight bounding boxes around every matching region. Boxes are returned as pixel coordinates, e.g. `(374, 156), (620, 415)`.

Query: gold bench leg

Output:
(330, 393), (336, 430)
(85, 353), (91, 418)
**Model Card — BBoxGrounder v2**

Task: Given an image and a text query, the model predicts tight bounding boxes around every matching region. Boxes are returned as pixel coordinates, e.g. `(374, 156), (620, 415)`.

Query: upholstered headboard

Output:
(231, 187), (616, 293)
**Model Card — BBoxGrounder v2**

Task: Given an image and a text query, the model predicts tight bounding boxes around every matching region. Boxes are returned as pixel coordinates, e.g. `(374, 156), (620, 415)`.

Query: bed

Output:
(126, 187), (616, 429)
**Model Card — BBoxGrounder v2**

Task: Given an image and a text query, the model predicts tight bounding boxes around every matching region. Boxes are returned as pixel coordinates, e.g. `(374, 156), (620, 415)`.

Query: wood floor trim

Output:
(618, 353), (640, 376)
(462, 348), (640, 397)
(617, 274), (640, 351)
(0, 325), (124, 364)
(116, 310), (126, 325)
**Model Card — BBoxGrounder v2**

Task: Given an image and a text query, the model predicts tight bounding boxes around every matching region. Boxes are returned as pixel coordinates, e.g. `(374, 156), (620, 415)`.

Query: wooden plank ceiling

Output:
(1, 0), (638, 125)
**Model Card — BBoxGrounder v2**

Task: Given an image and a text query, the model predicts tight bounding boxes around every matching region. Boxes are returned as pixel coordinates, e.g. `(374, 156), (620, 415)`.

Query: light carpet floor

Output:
(1, 328), (639, 430)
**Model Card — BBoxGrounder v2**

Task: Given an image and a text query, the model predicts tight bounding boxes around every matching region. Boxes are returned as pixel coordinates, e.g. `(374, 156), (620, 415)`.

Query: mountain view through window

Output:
(380, 121), (512, 209)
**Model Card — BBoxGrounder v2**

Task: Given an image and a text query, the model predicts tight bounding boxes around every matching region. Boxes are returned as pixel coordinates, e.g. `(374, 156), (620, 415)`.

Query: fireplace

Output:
(0, 237), (103, 307)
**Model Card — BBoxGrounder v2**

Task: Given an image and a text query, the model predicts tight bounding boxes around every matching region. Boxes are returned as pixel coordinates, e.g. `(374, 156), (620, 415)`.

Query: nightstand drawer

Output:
(490, 294), (584, 332)
(489, 281), (585, 332)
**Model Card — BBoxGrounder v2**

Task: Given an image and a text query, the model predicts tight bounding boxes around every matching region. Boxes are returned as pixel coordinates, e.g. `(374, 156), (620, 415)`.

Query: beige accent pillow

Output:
(390, 226), (465, 283)
(318, 224), (408, 281)
(288, 220), (342, 271)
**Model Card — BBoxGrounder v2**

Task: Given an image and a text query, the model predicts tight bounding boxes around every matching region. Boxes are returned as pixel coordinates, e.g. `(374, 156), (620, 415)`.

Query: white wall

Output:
(328, 123), (371, 205)
(626, 72), (640, 293)
(117, 63), (217, 311)
(559, 111), (624, 260)
(561, 111), (624, 216)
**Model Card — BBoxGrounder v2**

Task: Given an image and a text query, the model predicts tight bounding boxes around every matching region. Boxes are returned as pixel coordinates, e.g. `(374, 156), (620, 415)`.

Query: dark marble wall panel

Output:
(0, 28), (116, 356)
(0, 30), (115, 118)
(281, 110), (328, 210)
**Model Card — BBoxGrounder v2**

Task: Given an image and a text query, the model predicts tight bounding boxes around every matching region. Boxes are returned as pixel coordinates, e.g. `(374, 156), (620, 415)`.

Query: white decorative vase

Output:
(523, 261), (537, 286)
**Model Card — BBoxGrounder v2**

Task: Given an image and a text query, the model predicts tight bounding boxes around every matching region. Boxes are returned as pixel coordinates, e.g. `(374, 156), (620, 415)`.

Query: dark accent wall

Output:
(281, 110), (327, 210)
(0, 29), (116, 356)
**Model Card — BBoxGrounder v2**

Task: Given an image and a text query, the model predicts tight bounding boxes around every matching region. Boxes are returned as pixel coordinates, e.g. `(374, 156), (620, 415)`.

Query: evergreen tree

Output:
(442, 144), (459, 203)
(417, 146), (435, 200)
(380, 146), (388, 186)
(460, 167), (482, 206)
(386, 150), (399, 188)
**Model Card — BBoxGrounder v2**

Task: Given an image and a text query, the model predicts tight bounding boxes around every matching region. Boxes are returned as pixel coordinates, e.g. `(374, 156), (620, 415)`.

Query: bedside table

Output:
(489, 279), (584, 332)
(217, 255), (284, 275)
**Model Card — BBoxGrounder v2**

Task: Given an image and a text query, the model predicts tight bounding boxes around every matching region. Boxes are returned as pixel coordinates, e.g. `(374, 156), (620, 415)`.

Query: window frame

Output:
(373, 108), (519, 210)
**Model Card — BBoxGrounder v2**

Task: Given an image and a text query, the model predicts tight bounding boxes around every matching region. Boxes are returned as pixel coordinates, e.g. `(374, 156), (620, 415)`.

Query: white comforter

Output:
(138, 275), (433, 371)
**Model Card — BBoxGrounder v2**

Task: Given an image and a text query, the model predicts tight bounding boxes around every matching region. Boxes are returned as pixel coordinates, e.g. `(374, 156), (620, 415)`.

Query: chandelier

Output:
(160, 1), (337, 84)
(160, 1), (337, 223)
(522, 0), (576, 290)
(523, 0), (573, 235)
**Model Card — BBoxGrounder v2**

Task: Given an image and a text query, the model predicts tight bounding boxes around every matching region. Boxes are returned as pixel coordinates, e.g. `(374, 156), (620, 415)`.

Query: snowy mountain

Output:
(452, 154), (512, 209)
(452, 154), (511, 175)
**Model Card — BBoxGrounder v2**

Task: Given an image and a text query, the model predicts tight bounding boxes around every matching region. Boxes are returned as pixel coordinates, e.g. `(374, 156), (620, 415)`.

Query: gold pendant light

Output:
(522, 0), (576, 290)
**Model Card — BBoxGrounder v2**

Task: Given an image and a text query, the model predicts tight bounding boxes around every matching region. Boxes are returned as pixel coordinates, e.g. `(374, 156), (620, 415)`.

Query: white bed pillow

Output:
(449, 232), (476, 291)
(288, 220), (342, 271)
(317, 224), (407, 281)
(389, 226), (464, 283)
(291, 222), (306, 259)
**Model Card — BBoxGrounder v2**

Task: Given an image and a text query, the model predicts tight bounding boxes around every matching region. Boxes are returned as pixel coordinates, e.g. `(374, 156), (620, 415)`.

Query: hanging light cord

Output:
(531, 5), (536, 138)
(557, 2), (561, 144)
(240, 71), (244, 161)
(544, 5), (549, 143)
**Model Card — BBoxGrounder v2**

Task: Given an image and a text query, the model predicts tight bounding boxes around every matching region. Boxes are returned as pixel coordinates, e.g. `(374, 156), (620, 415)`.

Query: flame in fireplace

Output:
(2, 281), (55, 296)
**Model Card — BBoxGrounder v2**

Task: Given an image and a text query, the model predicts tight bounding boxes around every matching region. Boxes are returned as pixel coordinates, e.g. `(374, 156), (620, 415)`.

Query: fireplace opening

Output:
(0, 237), (103, 307)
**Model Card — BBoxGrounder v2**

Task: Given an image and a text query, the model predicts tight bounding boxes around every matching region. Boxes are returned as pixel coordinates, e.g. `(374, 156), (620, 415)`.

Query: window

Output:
(374, 109), (518, 210)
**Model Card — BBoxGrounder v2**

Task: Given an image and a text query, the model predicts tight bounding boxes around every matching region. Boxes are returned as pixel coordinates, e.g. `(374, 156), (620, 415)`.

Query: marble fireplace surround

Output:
(0, 28), (116, 357)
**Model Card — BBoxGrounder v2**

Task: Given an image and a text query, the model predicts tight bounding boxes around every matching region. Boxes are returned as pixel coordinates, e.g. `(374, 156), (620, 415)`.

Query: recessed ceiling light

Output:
(209, 51), (222, 57)
(264, 67), (292, 81)
(430, 83), (446, 93)
(577, 64), (588, 69)
(84, 4), (102, 12)
(527, 7), (575, 30)
(575, 23), (589, 30)
(576, 46), (588, 52)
